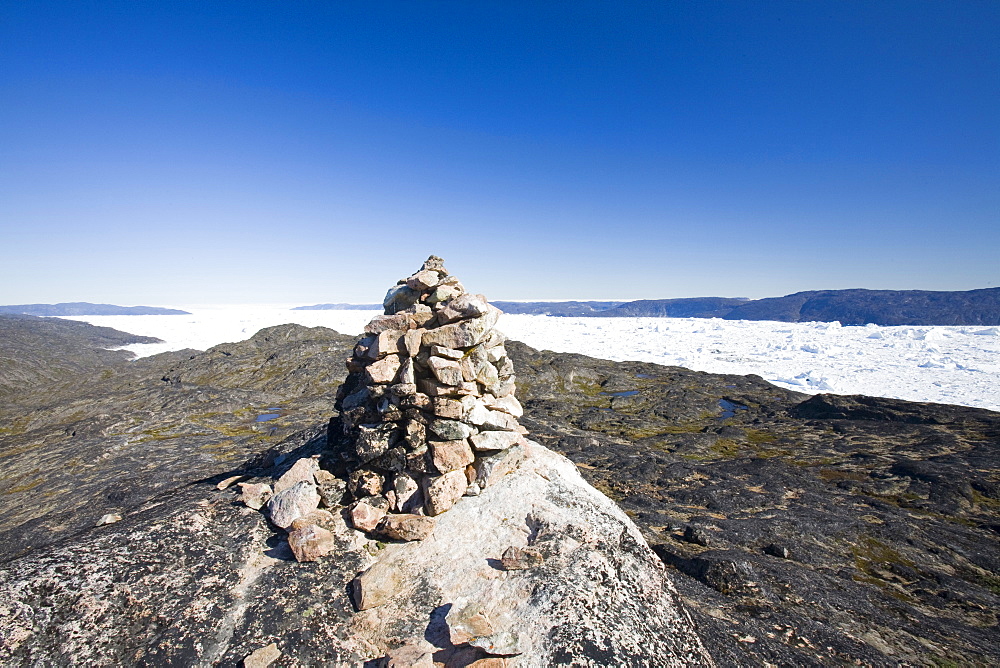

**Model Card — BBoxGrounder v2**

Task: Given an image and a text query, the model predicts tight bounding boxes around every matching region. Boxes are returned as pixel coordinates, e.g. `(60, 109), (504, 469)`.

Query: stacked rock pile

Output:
(332, 255), (527, 540)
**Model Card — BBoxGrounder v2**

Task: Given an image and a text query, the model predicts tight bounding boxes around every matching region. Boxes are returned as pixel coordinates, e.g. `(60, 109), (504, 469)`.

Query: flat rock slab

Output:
(0, 443), (711, 666)
(348, 442), (713, 665)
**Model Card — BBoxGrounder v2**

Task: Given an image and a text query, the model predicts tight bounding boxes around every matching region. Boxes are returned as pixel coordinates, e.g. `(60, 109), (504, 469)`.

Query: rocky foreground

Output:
(0, 437), (710, 666)
(1, 316), (998, 666)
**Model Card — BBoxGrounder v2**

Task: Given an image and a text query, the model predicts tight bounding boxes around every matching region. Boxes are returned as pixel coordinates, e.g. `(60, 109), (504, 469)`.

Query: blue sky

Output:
(1, 1), (997, 304)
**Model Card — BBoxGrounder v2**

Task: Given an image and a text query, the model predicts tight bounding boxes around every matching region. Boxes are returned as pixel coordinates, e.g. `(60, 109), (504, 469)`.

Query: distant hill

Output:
(0, 302), (189, 316)
(721, 288), (1000, 326)
(593, 297), (749, 319)
(292, 303), (382, 310)
(493, 301), (623, 316)
(0, 314), (162, 400)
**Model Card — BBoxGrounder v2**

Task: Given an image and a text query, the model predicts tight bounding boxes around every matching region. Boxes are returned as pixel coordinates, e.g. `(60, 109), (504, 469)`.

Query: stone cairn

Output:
(331, 255), (527, 541)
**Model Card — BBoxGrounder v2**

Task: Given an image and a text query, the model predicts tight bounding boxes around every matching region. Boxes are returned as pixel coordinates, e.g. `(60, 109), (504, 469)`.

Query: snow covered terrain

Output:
(59, 305), (1000, 412)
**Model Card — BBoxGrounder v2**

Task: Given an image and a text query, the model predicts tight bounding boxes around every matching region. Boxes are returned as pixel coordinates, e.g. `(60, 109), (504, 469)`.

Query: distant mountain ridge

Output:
(0, 302), (189, 316)
(720, 288), (1000, 326)
(610, 288), (1000, 325)
(295, 288), (999, 326)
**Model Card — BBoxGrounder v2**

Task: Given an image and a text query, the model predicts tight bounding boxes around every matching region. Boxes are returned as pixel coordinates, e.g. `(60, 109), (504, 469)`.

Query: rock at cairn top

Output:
(333, 256), (526, 536)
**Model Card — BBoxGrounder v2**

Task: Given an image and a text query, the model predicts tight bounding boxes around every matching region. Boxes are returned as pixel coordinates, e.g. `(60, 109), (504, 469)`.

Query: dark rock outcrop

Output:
(0, 321), (357, 562)
(512, 342), (1000, 666)
(0, 314), (161, 404)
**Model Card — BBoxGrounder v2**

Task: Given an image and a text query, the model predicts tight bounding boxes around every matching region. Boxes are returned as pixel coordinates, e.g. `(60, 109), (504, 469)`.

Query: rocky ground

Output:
(1, 318), (997, 666)
(511, 342), (1000, 666)
(0, 320), (357, 561)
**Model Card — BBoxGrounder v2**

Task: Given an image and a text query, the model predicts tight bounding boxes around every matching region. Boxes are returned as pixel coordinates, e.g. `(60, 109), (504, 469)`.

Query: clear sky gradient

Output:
(1, 1), (997, 305)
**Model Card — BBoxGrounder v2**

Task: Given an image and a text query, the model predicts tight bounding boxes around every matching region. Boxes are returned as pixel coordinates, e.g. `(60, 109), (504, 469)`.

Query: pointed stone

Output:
(364, 354), (402, 384)
(352, 561), (404, 610)
(421, 255), (447, 273)
(423, 470), (468, 516)
(398, 357), (416, 384)
(274, 456), (320, 494)
(473, 444), (524, 489)
(370, 330), (406, 358)
(366, 313), (412, 334)
(427, 284), (460, 304)
(404, 329), (423, 356)
(481, 410), (519, 432)
(238, 482), (273, 510)
(491, 395), (523, 418)
(438, 293), (491, 324)
(356, 423), (399, 464)
(429, 419), (474, 440)
(384, 285), (420, 314)
(433, 397), (465, 419)
(421, 308), (500, 349)
(500, 545), (544, 570)
(428, 356), (462, 385)
(430, 439), (474, 473)
(351, 495), (390, 532)
(406, 269), (441, 291)
(268, 480), (321, 529)
(376, 514), (437, 541)
(215, 475), (244, 490)
(392, 472), (421, 512)
(430, 344), (464, 360)
(288, 523), (336, 562)
(470, 431), (521, 452)
(243, 643), (281, 668)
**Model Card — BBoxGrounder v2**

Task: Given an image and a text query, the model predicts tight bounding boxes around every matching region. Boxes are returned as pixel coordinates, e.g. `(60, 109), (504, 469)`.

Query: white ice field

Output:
(60, 305), (1000, 413)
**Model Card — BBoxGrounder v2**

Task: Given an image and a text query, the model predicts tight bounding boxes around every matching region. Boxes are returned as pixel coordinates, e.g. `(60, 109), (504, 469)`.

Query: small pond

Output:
(255, 407), (285, 422)
(718, 399), (748, 419)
